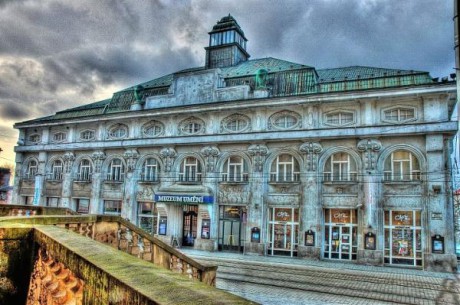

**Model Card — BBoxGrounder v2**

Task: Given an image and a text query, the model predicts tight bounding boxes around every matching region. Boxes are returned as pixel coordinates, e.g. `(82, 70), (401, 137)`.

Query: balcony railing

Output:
(323, 172), (357, 182)
(269, 172), (300, 183)
(139, 173), (159, 183)
(178, 173), (202, 183)
(221, 173), (249, 183)
(383, 171), (421, 182)
(106, 173), (125, 182)
(45, 173), (63, 181)
(74, 172), (92, 182)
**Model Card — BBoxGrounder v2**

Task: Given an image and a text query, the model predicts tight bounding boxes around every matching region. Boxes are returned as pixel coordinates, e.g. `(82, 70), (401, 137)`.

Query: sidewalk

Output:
(181, 248), (459, 280)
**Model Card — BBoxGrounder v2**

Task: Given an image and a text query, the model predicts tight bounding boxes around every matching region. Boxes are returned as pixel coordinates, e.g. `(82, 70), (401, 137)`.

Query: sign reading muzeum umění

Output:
(154, 194), (214, 204)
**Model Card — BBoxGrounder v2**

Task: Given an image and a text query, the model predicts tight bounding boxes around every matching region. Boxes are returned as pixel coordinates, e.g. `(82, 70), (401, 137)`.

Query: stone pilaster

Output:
(90, 151), (105, 214)
(123, 149), (139, 221)
(61, 152), (75, 208)
(33, 151), (48, 206)
(159, 147), (176, 186)
(11, 153), (23, 204)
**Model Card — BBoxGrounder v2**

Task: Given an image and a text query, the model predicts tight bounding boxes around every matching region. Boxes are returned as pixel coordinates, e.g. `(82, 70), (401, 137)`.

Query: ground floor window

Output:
(24, 196), (34, 205)
(218, 206), (247, 252)
(268, 207), (299, 257)
(46, 197), (60, 207)
(137, 202), (158, 235)
(103, 200), (122, 216)
(384, 210), (422, 266)
(324, 209), (358, 260)
(76, 198), (90, 214)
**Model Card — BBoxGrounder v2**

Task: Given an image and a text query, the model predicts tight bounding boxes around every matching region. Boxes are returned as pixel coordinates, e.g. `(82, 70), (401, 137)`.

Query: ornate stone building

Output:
(13, 15), (458, 271)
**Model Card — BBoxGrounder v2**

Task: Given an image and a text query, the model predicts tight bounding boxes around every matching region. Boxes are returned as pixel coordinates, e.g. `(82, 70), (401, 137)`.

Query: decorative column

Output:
(299, 141), (323, 257)
(159, 147), (177, 186)
(11, 153), (23, 204)
(61, 152), (75, 208)
(33, 151), (48, 206)
(200, 146), (220, 249)
(90, 151), (105, 214)
(357, 139), (382, 230)
(248, 144), (268, 253)
(123, 149), (139, 221)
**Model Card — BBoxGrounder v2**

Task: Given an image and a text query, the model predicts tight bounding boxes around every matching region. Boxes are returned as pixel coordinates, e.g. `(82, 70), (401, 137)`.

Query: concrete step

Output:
(191, 256), (460, 305)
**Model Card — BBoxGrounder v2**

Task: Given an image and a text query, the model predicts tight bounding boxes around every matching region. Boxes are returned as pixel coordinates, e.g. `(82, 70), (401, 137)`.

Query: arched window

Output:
(179, 117), (205, 135)
(384, 150), (420, 181)
(324, 152), (357, 182)
(270, 154), (300, 182)
(108, 124), (128, 139)
(26, 160), (37, 179)
(107, 158), (125, 181)
(221, 114), (251, 133)
(50, 160), (63, 180)
(142, 121), (164, 137)
(77, 159), (92, 181)
(142, 158), (159, 182)
(179, 157), (202, 183)
(222, 156), (249, 182)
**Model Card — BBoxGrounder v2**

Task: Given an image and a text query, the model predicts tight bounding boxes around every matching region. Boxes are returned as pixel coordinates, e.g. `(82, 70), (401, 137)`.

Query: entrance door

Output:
(218, 206), (246, 252)
(324, 209), (357, 260)
(182, 205), (198, 247)
(268, 207), (299, 257)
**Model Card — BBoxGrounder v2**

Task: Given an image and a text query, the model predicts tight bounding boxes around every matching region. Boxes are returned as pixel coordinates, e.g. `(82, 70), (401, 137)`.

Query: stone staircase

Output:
(188, 255), (460, 305)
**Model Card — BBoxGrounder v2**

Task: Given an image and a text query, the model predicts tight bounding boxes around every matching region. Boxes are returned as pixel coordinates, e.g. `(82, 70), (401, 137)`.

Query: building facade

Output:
(13, 16), (458, 271)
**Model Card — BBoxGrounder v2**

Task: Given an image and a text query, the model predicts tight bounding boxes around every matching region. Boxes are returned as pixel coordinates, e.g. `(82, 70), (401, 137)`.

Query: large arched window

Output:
(107, 158), (125, 181)
(179, 157), (202, 183)
(270, 154), (300, 183)
(77, 159), (92, 181)
(384, 150), (420, 181)
(50, 160), (63, 180)
(222, 156), (249, 182)
(26, 160), (38, 179)
(324, 152), (357, 182)
(141, 158), (159, 182)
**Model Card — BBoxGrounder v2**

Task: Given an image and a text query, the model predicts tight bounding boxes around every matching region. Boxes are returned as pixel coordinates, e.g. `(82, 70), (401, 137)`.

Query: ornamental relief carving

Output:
(383, 183), (422, 196)
(218, 186), (251, 205)
(299, 141), (323, 171)
(124, 149), (139, 172)
(357, 138), (382, 171)
(248, 144), (269, 172)
(159, 147), (176, 172)
(266, 194), (300, 206)
(137, 186), (155, 201)
(63, 152), (75, 173)
(73, 181), (91, 192)
(91, 151), (106, 173)
(201, 146), (220, 172)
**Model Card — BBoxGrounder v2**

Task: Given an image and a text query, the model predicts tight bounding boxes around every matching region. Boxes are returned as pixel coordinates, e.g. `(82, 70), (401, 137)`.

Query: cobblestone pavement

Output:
(181, 249), (460, 305)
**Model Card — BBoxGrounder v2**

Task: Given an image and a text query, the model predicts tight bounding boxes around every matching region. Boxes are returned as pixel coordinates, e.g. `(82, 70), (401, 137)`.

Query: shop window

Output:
(268, 207), (299, 257)
(384, 150), (420, 182)
(222, 156), (249, 182)
(270, 154), (300, 183)
(103, 200), (122, 215)
(324, 111), (355, 127)
(80, 130), (95, 141)
(218, 206), (246, 252)
(52, 132), (67, 143)
(76, 159), (92, 181)
(137, 202), (158, 234)
(179, 157), (202, 183)
(142, 121), (164, 137)
(383, 107), (416, 123)
(323, 152), (357, 182)
(221, 114), (250, 133)
(25, 160), (38, 179)
(49, 160), (63, 180)
(268, 111), (301, 130)
(46, 197), (60, 207)
(76, 198), (90, 214)
(384, 210), (422, 266)
(141, 158), (159, 182)
(107, 158), (125, 181)
(108, 124), (128, 139)
(323, 209), (358, 260)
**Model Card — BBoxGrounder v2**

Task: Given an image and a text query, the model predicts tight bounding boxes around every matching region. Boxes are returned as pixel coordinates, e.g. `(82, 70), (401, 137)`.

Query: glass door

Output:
(268, 207), (299, 257)
(324, 209), (357, 260)
(218, 206), (246, 252)
(182, 205), (198, 247)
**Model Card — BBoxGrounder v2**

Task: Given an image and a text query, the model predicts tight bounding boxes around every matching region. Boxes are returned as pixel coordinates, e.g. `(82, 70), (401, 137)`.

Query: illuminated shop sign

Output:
(154, 194), (214, 204)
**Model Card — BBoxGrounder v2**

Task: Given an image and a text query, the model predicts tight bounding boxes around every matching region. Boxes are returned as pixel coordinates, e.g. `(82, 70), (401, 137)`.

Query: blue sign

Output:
(154, 194), (214, 204)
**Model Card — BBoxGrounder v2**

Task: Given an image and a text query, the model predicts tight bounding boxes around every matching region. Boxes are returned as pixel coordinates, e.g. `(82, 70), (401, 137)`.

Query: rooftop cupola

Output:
(205, 14), (250, 69)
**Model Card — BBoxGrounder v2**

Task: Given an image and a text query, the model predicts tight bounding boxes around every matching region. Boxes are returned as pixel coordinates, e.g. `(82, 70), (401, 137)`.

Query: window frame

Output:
(384, 150), (421, 182)
(141, 158), (159, 182)
(222, 156), (249, 182)
(270, 154), (300, 183)
(80, 129), (95, 141)
(179, 157), (202, 183)
(107, 158), (125, 181)
(26, 160), (38, 179)
(77, 159), (92, 181)
(323, 110), (355, 127)
(108, 124), (128, 139)
(268, 111), (301, 130)
(382, 106), (417, 124)
(221, 114), (251, 133)
(142, 121), (164, 138)
(323, 152), (357, 182)
(50, 159), (63, 180)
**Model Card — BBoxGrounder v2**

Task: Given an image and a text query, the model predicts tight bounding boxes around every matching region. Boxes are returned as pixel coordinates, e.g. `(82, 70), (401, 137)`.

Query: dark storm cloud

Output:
(0, 0), (454, 164)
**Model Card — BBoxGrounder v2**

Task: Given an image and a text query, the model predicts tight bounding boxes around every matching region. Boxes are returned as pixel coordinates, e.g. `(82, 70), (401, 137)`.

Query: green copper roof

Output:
(317, 66), (429, 83)
(16, 59), (437, 125)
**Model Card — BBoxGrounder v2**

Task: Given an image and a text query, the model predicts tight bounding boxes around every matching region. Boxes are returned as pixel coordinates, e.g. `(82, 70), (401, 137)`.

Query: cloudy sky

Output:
(0, 0), (455, 167)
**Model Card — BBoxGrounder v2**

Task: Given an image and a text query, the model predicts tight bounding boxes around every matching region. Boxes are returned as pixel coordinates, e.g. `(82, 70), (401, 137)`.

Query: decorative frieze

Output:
(266, 194), (300, 207)
(218, 186), (250, 205)
(136, 186), (155, 201)
(201, 146), (220, 172)
(357, 139), (382, 171)
(159, 147), (176, 172)
(91, 151), (106, 173)
(248, 144), (268, 172)
(299, 141), (323, 171)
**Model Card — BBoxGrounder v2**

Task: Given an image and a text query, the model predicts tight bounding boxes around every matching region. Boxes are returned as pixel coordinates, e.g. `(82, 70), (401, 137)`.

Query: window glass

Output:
(53, 132), (67, 142)
(109, 124), (128, 139)
(78, 159), (92, 181)
(80, 130), (95, 141)
(76, 199), (90, 213)
(104, 200), (122, 215)
(142, 158), (158, 181)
